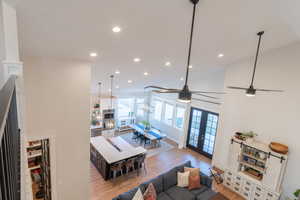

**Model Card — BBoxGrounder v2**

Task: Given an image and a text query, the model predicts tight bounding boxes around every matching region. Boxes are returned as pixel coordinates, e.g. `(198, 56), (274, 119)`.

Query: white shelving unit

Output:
(224, 137), (288, 200)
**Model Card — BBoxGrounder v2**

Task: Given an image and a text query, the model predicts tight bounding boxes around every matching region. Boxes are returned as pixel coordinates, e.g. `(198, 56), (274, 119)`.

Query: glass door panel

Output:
(202, 113), (218, 155)
(187, 107), (219, 159)
(188, 109), (202, 147)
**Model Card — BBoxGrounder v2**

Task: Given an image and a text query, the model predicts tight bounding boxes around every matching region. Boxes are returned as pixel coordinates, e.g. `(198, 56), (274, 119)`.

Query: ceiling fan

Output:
(144, 0), (224, 104)
(228, 31), (284, 96)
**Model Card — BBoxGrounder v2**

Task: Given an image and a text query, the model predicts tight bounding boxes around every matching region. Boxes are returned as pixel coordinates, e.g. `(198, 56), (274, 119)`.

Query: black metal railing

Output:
(0, 76), (21, 200)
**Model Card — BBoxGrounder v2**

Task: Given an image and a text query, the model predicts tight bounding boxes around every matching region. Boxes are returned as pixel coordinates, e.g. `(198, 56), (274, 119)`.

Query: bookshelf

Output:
(27, 139), (52, 200)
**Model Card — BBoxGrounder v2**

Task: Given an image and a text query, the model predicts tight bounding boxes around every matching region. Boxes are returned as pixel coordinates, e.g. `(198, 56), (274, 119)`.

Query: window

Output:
(175, 106), (185, 129)
(136, 98), (145, 117)
(164, 103), (174, 125)
(117, 98), (135, 119)
(153, 100), (163, 121)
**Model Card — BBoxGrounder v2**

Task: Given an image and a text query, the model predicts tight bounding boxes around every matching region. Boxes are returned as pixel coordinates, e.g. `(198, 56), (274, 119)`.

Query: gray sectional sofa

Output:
(112, 161), (216, 200)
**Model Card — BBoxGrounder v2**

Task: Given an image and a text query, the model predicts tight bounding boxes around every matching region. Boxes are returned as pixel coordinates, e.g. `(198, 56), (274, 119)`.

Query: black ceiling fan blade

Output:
(193, 93), (220, 99)
(144, 85), (179, 91)
(192, 98), (221, 105)
(227, 86), (248, 90)
(152, 90), (181, 93)
(255, 88), (284, 92)
(191, 91), (226, 94)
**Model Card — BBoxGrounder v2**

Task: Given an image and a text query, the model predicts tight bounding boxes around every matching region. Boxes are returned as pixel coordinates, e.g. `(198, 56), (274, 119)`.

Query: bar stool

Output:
(124, 158), (135, 174)
(110, 161), (123, 179)
(135, 154), (147, 176)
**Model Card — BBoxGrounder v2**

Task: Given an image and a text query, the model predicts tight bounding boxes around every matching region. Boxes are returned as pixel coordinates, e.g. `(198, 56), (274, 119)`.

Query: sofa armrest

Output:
(200, 172), (213, 188)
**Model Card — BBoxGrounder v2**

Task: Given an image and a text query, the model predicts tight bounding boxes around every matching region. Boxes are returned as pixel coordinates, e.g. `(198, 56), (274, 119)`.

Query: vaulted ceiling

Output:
(16, 0), (300, 95)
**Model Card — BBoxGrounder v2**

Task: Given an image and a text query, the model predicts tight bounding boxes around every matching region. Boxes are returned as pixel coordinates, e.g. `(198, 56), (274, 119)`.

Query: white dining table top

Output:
(90, 136), (146, 164)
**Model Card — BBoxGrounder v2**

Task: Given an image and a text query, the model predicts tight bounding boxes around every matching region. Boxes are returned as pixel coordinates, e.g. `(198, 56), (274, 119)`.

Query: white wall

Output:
(213, 42), (300, 198)
(23, 57), (91, 200)
(0, 0), (5, 89)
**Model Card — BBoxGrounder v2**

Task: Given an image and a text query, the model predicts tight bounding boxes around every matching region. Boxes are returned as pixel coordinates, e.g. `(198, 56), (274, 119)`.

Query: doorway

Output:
(186, 107), (219, 159)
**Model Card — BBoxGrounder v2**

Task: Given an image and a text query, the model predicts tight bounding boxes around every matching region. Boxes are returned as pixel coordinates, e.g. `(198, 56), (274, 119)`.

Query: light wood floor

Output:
(90, 147), (244, 200)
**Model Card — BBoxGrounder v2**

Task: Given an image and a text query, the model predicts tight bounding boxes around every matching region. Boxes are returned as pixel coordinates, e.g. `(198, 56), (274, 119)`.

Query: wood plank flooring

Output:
(90, 147), (244, 200)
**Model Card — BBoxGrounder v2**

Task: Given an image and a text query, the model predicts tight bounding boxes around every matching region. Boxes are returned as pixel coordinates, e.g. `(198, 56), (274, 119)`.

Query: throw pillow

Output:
(188, 174), (201, 190)
(177, 171), (190, 187)
(143, 183), (157, 200)
(132, 188), (144, 200)
(184, 167), (200, 177)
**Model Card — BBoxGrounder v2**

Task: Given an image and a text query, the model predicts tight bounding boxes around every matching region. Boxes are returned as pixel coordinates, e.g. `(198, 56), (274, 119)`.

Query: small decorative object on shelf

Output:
(269, 142), (289, 154)
(234, 131), (257, 142)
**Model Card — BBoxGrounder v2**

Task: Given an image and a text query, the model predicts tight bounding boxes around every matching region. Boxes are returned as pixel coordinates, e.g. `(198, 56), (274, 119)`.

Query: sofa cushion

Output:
(176, 161), (192, 172)
(144, 183), (157, 200)
(157, 192), (173, 200)
(200, 172), (213, 188)
(177, 171), (190, 187)
(118, 187), (139, 200)
(189, 185), (208, 196)
(162, 168), (178, 191)
(196, 189), (217, 200)
(165, 186), (195, 200)
(140, 175), (164, 194)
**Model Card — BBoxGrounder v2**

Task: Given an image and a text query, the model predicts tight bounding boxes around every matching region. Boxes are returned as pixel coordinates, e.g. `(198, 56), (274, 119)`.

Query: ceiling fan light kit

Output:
(228, 31), (284, 97)
(144, 0), (223, 105)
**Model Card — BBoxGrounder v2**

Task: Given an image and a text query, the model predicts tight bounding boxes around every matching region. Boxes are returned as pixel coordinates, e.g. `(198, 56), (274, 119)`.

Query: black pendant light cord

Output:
(185, 2), (197, 86)
(110, 75), (114, 109)
(250, 31), (264, 86)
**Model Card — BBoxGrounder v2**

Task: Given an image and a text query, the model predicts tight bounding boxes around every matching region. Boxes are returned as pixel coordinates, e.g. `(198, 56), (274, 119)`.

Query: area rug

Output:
(120, 132), (175, 158)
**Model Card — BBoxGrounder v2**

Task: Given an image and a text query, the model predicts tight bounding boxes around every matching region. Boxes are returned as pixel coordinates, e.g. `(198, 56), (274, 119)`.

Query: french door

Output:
(187, 107), (219, 159)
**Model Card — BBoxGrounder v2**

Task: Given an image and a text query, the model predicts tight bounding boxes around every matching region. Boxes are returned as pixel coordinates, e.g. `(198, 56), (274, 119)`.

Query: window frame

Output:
(153, 99), (163, 121)
(174, 105), (186, 130)
(163, 103), (175, 126)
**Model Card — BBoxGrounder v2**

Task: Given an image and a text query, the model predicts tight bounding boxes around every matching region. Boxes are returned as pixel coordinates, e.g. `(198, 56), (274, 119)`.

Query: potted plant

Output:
(140, 120), (151, 131)
(94, 103), (100, 109)
(243, 131), (258, 142)
(294, 189), (300, 200)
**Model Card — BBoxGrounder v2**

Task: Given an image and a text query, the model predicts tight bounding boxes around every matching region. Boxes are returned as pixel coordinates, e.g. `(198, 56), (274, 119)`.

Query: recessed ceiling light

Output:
(189, 65), (193, 69)
(133, 58), (141, 63)
(180, 77), (184, 81)
(115, 70), (120, 74)
(144, 72), (149, 76)
(90, 52), (98, 57)
(116, 85), (119, 89)
(128, 80), (133, 83)
(165, 61), (171, 66)
(218, 53), (224, 58)
(112, 26), (121, 33)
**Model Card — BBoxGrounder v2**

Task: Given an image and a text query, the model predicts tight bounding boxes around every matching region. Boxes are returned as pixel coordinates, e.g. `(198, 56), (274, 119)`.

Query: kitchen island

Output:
(90, 136), (146, 180)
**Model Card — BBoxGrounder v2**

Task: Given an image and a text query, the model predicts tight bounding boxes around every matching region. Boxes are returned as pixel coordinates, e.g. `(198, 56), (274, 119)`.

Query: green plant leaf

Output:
(294, 189), (300, 197)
